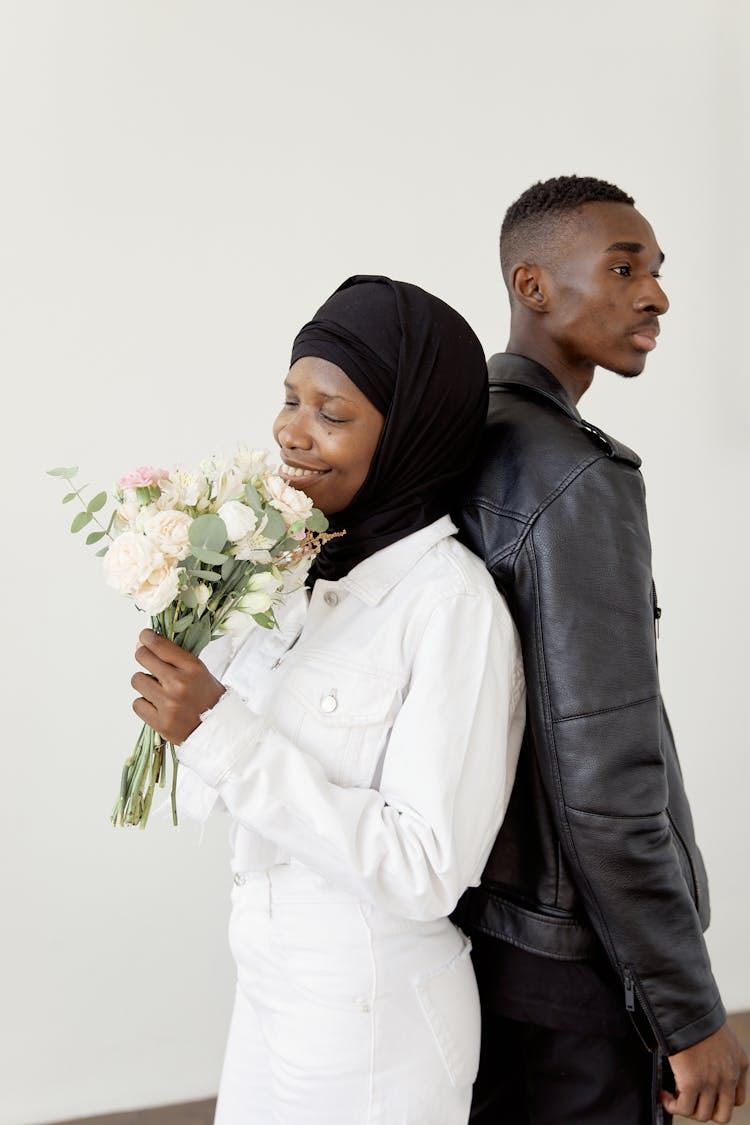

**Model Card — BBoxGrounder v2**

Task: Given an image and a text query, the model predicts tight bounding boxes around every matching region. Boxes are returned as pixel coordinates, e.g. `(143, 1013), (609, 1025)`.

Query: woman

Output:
(132, 276), (525, 1124)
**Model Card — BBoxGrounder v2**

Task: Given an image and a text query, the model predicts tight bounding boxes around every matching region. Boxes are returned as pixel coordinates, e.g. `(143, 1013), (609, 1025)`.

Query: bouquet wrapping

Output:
(49, 449), (335, 829)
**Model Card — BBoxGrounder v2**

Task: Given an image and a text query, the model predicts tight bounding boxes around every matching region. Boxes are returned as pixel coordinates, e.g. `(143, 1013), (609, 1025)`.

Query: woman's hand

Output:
(132, 629), (225, 744)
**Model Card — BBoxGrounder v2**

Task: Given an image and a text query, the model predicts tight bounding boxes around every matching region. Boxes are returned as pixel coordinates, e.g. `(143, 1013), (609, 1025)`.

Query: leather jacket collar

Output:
(487, 353), (582, 422)
(487, 352), (641, 468)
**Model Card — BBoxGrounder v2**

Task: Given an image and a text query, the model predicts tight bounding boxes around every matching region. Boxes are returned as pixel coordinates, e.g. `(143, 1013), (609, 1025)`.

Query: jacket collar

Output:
(319, 515), (456, 607)
(487, 353), (582, 422)
(487, 352), (641, 467)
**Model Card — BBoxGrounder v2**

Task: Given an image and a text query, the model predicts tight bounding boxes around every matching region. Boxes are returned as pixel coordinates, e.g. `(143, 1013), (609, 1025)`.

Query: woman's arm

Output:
(135, 591), (524, 919)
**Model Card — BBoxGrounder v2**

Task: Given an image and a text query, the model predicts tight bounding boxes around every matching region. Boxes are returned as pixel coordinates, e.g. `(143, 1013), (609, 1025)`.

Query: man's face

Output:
(542, 202), (669, 377)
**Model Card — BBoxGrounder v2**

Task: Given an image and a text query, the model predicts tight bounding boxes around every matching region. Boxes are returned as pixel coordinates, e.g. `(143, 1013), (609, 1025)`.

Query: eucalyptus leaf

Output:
(191, 546), (229, 566)
(306, 508), (329, 533)
(187, 568), (221, 582)
(189, 514), (228, 554)
(86, 530), (106, 545)
(71, 511), (92, 533)
(95, 546), (109, 557)
(289, 519), (305, 536)
(244, 484), (263, 512)
(62, 492), (77, 504)
(87, 491), (108, 514)
(263, 507), (287, 543)
(47, 466), (79, 478)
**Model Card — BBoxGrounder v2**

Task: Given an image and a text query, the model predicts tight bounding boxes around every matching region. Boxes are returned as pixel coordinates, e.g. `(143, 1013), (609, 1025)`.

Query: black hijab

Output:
(290, 275), (488, 585)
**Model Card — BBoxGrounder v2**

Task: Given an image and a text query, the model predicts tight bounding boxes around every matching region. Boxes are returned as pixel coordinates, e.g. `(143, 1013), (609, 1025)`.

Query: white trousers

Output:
(214, 863), (480, 1125)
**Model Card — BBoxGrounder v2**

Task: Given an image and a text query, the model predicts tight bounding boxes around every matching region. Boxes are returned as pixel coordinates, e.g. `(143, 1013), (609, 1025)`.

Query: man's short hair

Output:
(500, 175), (635, 288)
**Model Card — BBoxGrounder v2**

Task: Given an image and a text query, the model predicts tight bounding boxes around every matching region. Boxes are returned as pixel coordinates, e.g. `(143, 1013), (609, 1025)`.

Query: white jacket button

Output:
(324, 591), (339, 607)
(320, 693), (338, 714)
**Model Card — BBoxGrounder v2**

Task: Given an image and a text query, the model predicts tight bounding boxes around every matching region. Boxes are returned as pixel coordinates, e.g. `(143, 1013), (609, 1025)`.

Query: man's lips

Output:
(630, 324), (660, 352)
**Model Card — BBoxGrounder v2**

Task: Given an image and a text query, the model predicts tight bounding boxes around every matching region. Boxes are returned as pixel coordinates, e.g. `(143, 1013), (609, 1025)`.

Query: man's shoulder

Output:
(468, 370), (641, 522)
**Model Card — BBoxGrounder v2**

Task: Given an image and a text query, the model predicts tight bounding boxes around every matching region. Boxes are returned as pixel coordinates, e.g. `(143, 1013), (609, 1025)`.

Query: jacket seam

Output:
(666, 995), (725, 1041)
(527, 530), (620, 957)
(482, 453), (607, 571)
(553, 693), (659, 724)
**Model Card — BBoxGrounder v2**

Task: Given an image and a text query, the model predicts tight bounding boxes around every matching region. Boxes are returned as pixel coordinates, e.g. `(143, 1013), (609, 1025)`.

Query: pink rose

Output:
(118, 466), (170, 490)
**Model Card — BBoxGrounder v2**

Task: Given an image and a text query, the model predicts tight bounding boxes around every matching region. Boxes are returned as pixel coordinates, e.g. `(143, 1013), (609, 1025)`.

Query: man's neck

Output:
(506, 330), (594, 405)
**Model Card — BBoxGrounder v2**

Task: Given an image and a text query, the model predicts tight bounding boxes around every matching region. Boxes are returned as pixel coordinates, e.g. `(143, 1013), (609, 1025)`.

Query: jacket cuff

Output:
(662, 995), (727, 1056)
(177, 688), (261, 789)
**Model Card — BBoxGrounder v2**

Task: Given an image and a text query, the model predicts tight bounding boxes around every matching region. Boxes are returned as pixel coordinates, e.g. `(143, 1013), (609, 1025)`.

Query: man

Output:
(458, 176), (748, 1124)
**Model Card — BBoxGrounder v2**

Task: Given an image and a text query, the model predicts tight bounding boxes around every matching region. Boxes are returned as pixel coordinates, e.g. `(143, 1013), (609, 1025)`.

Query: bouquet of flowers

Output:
(49, 449), (336, 829)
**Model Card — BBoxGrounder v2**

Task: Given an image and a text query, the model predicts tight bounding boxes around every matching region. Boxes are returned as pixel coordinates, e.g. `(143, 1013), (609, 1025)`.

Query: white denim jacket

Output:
(178, 516), (525, 921)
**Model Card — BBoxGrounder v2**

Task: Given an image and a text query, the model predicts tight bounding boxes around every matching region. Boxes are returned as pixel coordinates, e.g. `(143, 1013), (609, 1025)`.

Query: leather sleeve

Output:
(474, 455), (725, 1054)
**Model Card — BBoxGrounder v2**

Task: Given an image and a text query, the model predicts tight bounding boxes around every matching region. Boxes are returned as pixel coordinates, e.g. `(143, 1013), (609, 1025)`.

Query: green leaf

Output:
(62, 492), (77, 504)
(86, 530), (106, 545)
(135, 487), (151, 505)
(189, 514), (228, 554)
(244, 484), (263, 512)
(180, 586), (199, 609)
(181, 615), (212, 656)
(288, 519), (306, 536)
(191, 545), (229, 566)
(252, 611), (277, 630)
(172, 613), (194, 634)
(47, 466), (78, 479)
(187, 568), (221, 582)
(87, 491), (108, 514)
(306, 508), (329, 533)
(221, 558), (242, 581)
(71, 511), (92, 533)
(95, 546), (109, 557)
(106, 508), (118, 534)
(263, 507), (287, 543)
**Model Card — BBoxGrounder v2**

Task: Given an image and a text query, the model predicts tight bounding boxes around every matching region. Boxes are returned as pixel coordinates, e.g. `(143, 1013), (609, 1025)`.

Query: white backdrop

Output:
(2, 2), (748, 1122)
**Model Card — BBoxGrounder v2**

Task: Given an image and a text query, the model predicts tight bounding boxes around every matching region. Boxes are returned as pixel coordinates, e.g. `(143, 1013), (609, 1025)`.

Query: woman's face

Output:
(273, 356), (385, 515)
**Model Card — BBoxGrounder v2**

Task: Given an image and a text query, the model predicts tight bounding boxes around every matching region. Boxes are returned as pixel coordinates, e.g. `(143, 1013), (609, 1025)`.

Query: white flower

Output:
(218, 500), (258, 542)
(103, 533), (170, 596)
(158, 468), (210, 511)
(194, 583), (212, 610)
(232, 524), (276, 563)
(201, 455), (245, 508)
(143, 510), (193, 562)
(217, 571), (283, 639)
(263, 474), (314, 526)
(233, 447), (271, 482)
(114, 498), (159, 533)
(133, 568), (181, 615)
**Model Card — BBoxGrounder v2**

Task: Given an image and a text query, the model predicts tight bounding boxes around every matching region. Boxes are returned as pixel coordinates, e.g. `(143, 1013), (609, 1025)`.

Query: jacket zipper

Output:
(623, 967), (636, 1012)
(652, 584), (662, 639)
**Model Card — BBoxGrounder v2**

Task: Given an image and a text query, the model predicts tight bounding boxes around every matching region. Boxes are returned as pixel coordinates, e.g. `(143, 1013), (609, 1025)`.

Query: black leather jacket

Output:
(458, 353), (725, 1055)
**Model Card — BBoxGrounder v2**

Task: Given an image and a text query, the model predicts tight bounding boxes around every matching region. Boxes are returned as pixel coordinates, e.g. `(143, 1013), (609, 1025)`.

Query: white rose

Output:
(218, 500), (258, 542)
(133, 567), (181, 615)
(144, 510), (193, 561)
(263, 474), (314, 526)
(103, 533), (169, 596)
(194, 582), (212, 609)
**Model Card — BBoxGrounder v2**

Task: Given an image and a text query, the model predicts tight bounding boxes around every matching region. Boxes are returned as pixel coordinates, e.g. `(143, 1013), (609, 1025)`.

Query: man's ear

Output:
(510, 263), (548, 312)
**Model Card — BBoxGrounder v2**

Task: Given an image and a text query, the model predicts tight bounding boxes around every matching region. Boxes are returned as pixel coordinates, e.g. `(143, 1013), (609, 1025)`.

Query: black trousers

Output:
(470, 1009), (673, 1125)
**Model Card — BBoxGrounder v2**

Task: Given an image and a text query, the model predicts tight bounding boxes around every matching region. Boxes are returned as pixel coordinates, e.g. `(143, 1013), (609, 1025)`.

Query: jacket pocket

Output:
(414, 933), (481, 1088)
(278, 652), (402, 787)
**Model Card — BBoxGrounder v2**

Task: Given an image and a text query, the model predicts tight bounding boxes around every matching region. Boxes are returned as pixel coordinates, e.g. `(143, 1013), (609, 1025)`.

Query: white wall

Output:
(2, 2), (748, 1122)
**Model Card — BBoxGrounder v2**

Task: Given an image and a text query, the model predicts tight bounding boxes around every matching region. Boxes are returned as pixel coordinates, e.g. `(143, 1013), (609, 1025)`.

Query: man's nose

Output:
(636, 276), (669, 316)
